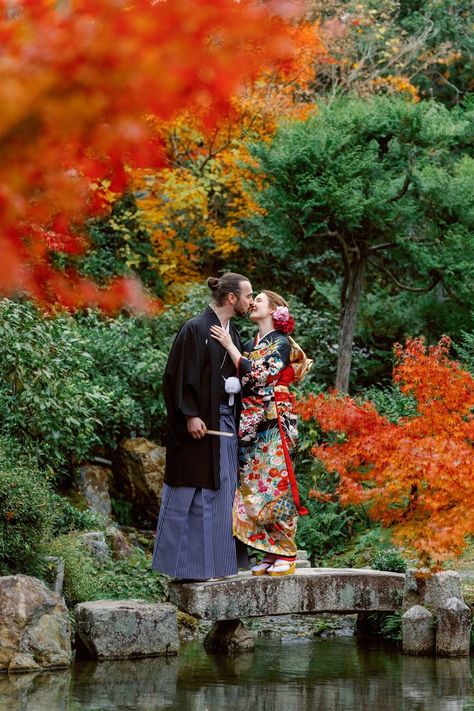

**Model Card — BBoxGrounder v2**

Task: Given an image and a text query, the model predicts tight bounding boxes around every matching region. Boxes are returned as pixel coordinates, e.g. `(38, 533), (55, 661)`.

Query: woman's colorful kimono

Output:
(233, 330), (310, 558)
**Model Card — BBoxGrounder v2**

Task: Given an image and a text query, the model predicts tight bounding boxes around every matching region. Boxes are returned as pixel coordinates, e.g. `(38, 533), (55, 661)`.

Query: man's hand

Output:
(186, 416), (207, 440)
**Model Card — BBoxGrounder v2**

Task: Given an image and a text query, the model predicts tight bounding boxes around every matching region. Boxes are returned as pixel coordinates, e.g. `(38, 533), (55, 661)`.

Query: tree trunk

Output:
(335, 254), (367, 393)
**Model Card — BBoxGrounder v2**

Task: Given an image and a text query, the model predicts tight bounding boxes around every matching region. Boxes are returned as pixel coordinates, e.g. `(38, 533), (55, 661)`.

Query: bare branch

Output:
(371, 259), (441, 292)
(388, 173), (411, 203)
(368, 241), (397, 253)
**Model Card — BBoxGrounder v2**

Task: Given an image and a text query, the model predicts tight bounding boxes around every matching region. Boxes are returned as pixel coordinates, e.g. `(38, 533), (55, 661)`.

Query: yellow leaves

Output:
(371, 75), (419, 102)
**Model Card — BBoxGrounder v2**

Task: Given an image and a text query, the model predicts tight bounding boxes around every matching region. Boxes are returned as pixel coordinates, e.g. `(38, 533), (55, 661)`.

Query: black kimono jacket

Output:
(163, 306), (242, 489)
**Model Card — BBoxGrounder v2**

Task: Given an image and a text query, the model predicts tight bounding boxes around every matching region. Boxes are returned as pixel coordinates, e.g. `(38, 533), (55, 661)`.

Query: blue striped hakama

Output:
(151, 404), (248, 580)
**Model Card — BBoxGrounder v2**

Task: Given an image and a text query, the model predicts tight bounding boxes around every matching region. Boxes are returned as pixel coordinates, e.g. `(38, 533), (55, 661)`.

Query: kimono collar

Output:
(207, 305), (230, 331)
(255, 329), (277, 345)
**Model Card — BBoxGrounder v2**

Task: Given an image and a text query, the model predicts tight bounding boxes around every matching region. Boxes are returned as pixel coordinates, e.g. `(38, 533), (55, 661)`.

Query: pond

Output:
(0, 637), (473, 711)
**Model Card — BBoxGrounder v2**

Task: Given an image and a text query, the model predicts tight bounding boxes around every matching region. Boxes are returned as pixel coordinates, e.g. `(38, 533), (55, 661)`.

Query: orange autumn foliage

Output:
(132, 18), (330, 287)
(0, 0), (303, 311)
(298, 337), (474, 569)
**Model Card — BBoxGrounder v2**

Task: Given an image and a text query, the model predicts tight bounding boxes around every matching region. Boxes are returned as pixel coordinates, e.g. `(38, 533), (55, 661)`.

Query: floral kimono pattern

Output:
(233, 330), (310, 558)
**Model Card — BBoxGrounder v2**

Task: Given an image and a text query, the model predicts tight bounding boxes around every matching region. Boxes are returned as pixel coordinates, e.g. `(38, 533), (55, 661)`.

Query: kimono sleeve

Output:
(163, 322), (203, 418)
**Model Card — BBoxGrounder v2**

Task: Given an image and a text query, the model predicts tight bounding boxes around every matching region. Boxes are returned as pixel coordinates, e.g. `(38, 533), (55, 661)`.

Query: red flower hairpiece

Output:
(272, 306), (295, 335)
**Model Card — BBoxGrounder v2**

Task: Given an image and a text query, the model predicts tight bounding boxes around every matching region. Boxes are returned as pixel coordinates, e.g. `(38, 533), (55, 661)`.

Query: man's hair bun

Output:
(207, 276), (220, 291)
(207, 272), (248, 305)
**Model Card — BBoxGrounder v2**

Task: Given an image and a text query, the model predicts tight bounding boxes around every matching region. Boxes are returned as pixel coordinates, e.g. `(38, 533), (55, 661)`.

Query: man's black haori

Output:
(163, 306), (242, 489)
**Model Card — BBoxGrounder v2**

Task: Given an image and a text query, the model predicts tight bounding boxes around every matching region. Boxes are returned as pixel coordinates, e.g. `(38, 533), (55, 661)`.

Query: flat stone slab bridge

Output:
(169, 567), (405, 651)
(169, 567), (471, 656)
(169, 568), (404, 621)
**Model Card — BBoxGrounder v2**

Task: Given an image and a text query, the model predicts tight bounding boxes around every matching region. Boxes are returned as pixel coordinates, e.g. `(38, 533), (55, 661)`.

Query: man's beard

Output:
(233, 298), (250, 318)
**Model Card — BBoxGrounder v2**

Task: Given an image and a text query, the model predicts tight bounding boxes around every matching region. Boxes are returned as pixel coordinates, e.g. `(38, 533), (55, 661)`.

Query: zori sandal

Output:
(251, 557), (276, 576)
(267, 559), (296, 577)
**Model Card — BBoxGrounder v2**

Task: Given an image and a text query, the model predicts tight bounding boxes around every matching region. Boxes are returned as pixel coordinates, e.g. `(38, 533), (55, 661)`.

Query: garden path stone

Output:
(75, 599), (179, 659)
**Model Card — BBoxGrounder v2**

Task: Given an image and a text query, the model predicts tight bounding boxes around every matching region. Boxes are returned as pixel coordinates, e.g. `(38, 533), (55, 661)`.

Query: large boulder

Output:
(78, 464), (113, 522)
(75, 599), (179, 659)
(113, 438), (166, 523)
(0, 575), (71, 673)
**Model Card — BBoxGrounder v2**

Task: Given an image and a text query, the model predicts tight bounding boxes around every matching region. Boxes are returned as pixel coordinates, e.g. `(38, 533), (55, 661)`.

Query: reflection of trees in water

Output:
(0, 640), (472, 711)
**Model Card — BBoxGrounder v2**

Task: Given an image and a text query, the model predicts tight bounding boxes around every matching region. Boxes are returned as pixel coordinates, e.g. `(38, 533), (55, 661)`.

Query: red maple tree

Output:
(298, 336), (474, 568)
(0, 0), (302, 310)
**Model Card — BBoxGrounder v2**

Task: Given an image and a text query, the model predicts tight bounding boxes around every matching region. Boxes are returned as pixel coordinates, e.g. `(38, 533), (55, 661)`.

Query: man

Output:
(152, 273), (253, 580)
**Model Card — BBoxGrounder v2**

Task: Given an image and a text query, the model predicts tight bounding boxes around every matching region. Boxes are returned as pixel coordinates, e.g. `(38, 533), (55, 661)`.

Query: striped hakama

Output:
(151, 404), (248, 580)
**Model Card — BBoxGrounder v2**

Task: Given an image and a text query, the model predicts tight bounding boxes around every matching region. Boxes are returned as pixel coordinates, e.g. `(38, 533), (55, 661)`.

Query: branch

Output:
(370, 260), (441, 293)
(388, 173), (411, 203)
(368, 241), (397, 253)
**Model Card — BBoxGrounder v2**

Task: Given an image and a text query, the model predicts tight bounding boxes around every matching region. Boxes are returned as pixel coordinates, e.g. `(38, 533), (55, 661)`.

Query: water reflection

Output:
(0, 638), (472, 711)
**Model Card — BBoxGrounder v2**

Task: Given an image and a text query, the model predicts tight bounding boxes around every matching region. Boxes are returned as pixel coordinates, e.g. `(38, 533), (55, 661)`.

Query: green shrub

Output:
(0, 438), (55, 576)
(363, 385), (418, 423)
(456, 327), (474, 376)
(0, 299), (110, 475)
(96, 547), (167, 602)
(0, 298), (178, 476)
(363, 612), (403, 642)
(294, 429), (370, 561)
(54, 193), (165, 298)
(372, 548), (408, 574)
(74, 310), (169, 447)
(51, 494), (101, 535)
(47, 534), (100, 606)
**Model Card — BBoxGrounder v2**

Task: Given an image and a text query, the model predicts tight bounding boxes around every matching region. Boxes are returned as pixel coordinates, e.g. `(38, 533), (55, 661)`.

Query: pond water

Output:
(0, 637), (473, 711)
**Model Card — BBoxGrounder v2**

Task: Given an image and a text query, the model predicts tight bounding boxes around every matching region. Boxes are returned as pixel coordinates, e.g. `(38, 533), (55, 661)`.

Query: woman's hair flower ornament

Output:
(272, 306), (295, 335)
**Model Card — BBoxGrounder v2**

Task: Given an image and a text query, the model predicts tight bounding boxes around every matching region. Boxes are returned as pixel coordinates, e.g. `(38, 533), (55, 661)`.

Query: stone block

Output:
(78, 531), (110, 564)
(403, 570), (463, 612)
(75, 599), (179, 659)
(435, 597), (471, 657)
(203, 620), (255, 653)
(402, 605), (435, 655)
(106, 525), (134, 560)
(0, 575), (71, 673)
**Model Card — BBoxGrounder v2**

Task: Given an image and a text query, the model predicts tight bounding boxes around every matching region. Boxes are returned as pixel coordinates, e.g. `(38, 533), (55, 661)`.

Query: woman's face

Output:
(250, 292), (273, 321)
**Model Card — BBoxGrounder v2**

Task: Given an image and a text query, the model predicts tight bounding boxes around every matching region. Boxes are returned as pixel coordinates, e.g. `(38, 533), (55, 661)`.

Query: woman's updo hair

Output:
(207, 272), (249, 306)
(262, 290), (288, 310)
(263, 290), (295, 334)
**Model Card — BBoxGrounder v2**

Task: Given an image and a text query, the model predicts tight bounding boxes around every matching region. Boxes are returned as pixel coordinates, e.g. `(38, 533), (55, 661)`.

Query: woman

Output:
(211, 290), (311, 577)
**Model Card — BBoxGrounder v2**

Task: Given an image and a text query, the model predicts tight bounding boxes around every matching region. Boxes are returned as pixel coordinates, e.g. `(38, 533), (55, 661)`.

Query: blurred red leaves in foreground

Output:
(298, 337), (474, 568)
(0, 0), (301, 311)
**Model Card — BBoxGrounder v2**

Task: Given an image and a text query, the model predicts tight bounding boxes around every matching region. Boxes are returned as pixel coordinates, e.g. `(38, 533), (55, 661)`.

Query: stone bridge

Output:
(169, 568), (404, 620)
(169, 567), (471, 656)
